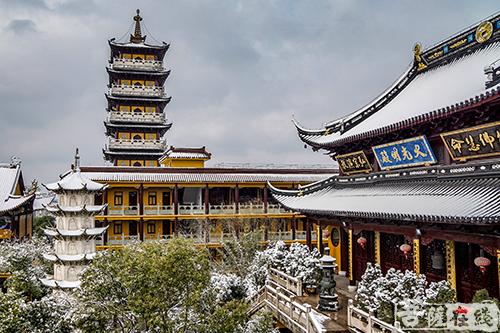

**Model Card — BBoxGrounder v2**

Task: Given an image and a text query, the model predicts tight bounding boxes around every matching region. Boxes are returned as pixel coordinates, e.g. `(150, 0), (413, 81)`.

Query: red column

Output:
(306, 218), (312, 250)
(235, 185), (240, 214)
(204, 184), (209, 214)
(173, 184), (179, 215)
(139, 184), (144, 242)
(318, 222), (323, 254)
(263, 186), (268, 213)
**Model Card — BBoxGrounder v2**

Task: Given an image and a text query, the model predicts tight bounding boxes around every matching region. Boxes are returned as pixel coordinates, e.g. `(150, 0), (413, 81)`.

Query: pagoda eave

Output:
(104, 121), (172, 136)
(108, 38), (169, 60)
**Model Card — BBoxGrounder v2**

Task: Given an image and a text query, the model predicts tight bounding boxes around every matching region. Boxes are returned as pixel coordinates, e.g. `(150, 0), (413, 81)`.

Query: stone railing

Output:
(112, 58), (163, 71)
(209, 203), (236, 214)
(347, 299), (404, 333)
(110, 84), (165, 98)
(268, 230), (294, 241)
(267, 203), (287, 214)
(108, 138), (167, 150)
(269, 268), (303, 297)
(144, 205), (174, 215)
(248, 283), (327, 333)
(178, 204), (205, 215)
(108, 111), (166, 124)
(239, 203), (265, 214)
(107, 206), (139, 216)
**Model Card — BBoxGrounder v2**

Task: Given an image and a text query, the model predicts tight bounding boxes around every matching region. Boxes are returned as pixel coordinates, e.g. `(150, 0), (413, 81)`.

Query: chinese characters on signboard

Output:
(336, 151), (372, 175)
(441, 121), (500, 161)
(372, 135), (437, 170)
(396, 302), (500, 332)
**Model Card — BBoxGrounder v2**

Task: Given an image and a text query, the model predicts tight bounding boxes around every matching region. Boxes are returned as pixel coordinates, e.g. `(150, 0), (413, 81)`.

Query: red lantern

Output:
(400, 244), (412, 259)
(357, 236), (367, 249)
(474, 256), (491, 274)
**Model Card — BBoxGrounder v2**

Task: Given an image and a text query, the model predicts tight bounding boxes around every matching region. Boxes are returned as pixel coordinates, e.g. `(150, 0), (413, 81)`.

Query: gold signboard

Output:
(336, 151), (372, 175)
(440, 121), (500, 161)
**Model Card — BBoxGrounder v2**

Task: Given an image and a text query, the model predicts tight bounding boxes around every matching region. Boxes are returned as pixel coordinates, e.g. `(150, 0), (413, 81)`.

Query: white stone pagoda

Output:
(41, 149), (107, 289)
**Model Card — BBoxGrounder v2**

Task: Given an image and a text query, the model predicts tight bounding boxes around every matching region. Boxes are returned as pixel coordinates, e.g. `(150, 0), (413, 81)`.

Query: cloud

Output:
(0, 0), (498, 184)
(5, 19), (37, 35)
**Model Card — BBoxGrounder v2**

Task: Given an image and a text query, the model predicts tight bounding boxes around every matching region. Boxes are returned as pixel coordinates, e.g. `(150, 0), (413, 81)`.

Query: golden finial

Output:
(130, 9), (146, 43)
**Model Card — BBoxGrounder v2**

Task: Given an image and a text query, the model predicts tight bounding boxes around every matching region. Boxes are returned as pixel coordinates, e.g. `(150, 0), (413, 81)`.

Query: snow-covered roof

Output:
(44, 227), (108, 237)
(43, 253), (96, 262)
(44, 170), (107, 193)
(296, 14), (500, 149)
(45, 204), (106, 215)
(0, 163), (34, 213)
(271, 160), (500, 224)
(81, 170), (335, 184)
(159, 146), (212, 162)
(41, 278), (80, 289)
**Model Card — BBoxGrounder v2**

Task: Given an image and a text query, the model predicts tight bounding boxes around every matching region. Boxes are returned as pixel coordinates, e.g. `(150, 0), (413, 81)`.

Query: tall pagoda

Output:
(103, 9), (172, 167)
(42, 150), (107, 289)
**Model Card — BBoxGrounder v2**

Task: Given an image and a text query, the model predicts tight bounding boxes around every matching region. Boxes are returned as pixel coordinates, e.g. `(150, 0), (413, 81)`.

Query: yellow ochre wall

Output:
(160, 158), (206, 168)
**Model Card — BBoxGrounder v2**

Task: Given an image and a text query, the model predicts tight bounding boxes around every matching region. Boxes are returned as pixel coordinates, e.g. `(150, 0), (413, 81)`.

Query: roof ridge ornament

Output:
(130, 9), (146, 44)
(413, 43), (427, 71)
(74, 148), (80, 172)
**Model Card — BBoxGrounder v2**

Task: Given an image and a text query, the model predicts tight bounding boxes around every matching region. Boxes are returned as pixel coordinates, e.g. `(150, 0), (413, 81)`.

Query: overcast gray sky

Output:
(0, 0), (498, 183)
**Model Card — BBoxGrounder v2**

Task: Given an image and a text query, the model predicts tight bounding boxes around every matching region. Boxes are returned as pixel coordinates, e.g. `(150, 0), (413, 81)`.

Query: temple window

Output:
(114, 192), (123, 206)
(113, 223), (122, 234)
(147, 223), (156, 234)
(119, 105), (131, 112)
(148, 192), (157, 205)
(133, 107), (142, 113)
(145, 160), (156, 167)
(145, 80), (155, 87)
(145, 54), (155, 60)
(121, 53), (131, 59)
(133, 161), (142, 167)
(133, 54), (144, 60)
(145, 133), (156, 140)
(132, 80), (144, 86)
(120, 79), (131, 85)
(145, 106), (156, 113)
(133, 134), (142, 141)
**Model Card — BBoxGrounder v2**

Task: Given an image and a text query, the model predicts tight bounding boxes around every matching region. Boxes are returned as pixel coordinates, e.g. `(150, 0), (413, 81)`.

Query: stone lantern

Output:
(318, 247), (339, 311)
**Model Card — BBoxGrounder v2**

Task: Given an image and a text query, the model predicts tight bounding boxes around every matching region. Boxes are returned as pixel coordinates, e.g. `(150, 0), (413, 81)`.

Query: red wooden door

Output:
(353, 231), (375, 281)
(455, 242), (499, 302)
(380, 233), (413, 274)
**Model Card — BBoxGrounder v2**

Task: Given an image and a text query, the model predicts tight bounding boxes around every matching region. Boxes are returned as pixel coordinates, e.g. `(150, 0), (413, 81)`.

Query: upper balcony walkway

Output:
(111, 58), (164, 72)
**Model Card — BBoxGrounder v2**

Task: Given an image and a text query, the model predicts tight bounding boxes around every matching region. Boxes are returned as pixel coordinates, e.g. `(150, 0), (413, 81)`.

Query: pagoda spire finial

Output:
(130, 9), (146, 44)
(74, 148), (80, 172)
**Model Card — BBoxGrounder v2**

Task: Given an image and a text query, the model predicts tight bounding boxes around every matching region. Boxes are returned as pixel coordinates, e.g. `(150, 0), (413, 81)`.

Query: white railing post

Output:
(304, 304), (312, 333)
(347, 299), (353, 327)
(368, 310), (374, 332)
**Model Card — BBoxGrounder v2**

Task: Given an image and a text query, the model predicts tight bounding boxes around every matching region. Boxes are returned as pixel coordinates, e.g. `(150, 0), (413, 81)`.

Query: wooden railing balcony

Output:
(108, 111), (166, 125)
(110, 84), (165, 98)
(107, 138), (167, 151)
(268, 230), (294, 241)
(144, 205), (174, 215)
(112, 58), (164, 71)
(107, 206), (139, 216)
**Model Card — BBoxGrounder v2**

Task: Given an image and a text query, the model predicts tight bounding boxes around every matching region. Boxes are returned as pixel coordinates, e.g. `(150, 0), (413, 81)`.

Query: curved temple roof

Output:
(296, 14), (500, 149)
(270, 161), (500, 224)
(44, 170), (108, 193)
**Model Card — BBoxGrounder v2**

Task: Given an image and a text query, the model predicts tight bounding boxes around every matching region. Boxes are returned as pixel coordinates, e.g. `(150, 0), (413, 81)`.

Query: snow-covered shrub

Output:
(211, 272), (248, 303)
(355, 264), (456, 324)
(0, 238), (51, 299)
(245, 241), (321, 296)
(282, 242), (321, 286)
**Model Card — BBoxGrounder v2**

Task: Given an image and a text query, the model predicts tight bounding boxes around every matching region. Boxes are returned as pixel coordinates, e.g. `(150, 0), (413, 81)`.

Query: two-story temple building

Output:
(80, 153), (335, 248)
(272, 13), (500, 302)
